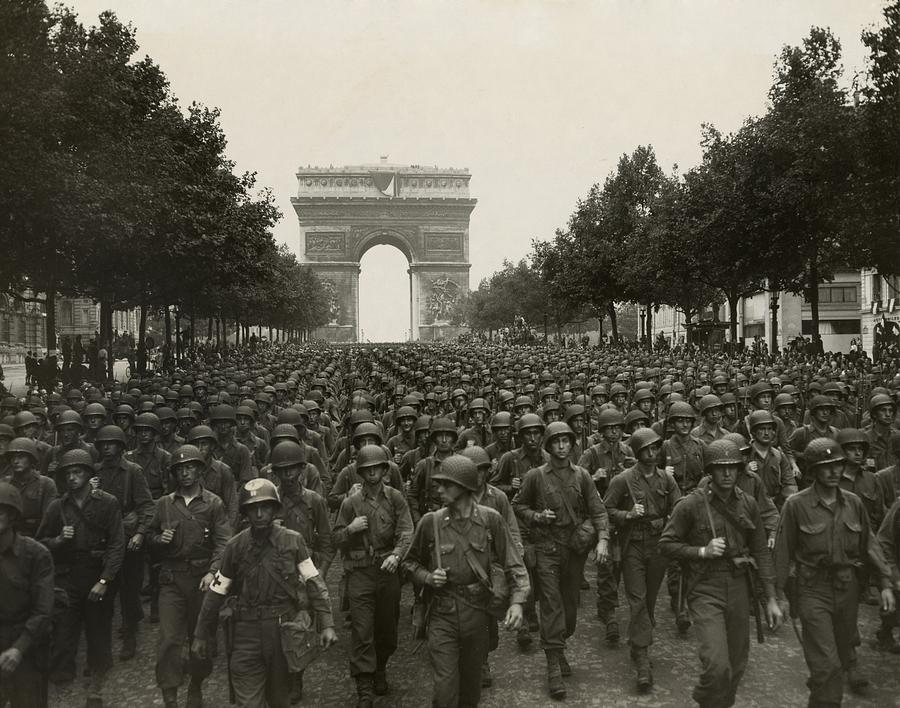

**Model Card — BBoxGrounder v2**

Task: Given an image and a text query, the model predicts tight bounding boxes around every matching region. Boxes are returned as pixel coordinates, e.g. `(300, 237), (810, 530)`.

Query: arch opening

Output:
(357, 245), (411, 342)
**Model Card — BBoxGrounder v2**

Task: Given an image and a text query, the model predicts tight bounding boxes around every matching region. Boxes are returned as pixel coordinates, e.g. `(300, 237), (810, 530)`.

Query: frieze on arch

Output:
(293, 162), (476, 341)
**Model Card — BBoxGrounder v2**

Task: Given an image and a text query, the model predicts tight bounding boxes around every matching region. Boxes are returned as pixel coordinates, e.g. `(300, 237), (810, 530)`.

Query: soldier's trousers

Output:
(347, 565), (401, 676)
(595, 560), (621, 620)
(797, 575), (859, 708)
(688, 570), (749, 708)
(0, 628), (47, 708)
(51, 564), (115, 679)
(118, 548), (145, 629)
(155, 566), (212, 690)
(533, 542), (587, 650)
(427, 594), (491, 708)
(231, 617), (291, 708)
(621, 536), (668, 648)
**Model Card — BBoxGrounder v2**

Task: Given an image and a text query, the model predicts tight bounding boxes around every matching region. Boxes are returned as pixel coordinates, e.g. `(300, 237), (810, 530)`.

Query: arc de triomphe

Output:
(292, 162), (476, 342)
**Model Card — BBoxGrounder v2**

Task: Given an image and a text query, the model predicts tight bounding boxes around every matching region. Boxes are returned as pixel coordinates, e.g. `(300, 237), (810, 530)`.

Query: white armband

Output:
(298, 558), (319, 582)
(209, 570), (233, 595)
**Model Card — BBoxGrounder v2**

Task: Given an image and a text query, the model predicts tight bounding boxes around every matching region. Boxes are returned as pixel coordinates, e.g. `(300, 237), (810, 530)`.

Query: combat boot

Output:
(374, 668), (389, 696)
(676, 608), (692, 632)
(558, 651), (572, 677)
(545, 650), (566, 700)
(119, 627), (137, 661)
(161, 688), (178, 708)
(516, 626), (533, 650)
(874, 627), (900, 654)
(290, 672), (303, 704)
(847, 666), (869, 694)
(605, 619), (620, 643)
(355, 674), (375, 708)
(632, 646), (653, 692)
(481, 659), (493, 687)
(186, 679), (203, 708)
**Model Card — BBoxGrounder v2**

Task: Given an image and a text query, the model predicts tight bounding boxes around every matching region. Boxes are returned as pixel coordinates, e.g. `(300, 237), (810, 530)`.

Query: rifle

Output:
(220, 601), (236, 703)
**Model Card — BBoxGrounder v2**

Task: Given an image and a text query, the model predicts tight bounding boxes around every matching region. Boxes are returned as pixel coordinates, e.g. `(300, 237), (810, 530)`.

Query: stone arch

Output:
(354, 228), (416, 264)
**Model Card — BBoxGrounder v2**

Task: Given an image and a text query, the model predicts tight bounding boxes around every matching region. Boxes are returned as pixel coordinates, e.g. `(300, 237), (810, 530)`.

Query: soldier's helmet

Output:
(808, 395), (836, 412)
(270, 424), (300, 445)
(629, 427), (662, 456)
(429, 417), (458, 439)
(431, 454), (479, 492)
(414, 415), (433, 434)
(159, 440), (201, 467)
(0, 482), (23, 516)
(187, 425), (217, 444)
(543, 421), (576, 451)
(6, 437), (38, 461)
(270, 441), (306, 469)
(516, 413), (544, 433)
(722, 432), (751, 452)
(58, 448), (96, 472)
(355, 445), (389, 470)
(868, 393), (895, 414)
(95, 425), (128, 447)
(239, 478), (281, 510)
(489, 412), (512, 429)
(697, 395), (723, 415)
(835, 428), (868, 451)
(704, 439), (743, 469)
(133, 412), (161, 432)
(459, 445), (491, 468)
(804, 438), (845, 470)
(352, 422), (384, 446)
(748, 410), (775, 430)
(667, 401), (696, 420)
(55, 410), (84, 429)
(596, 408), (624, 429)
(394, 406), (417, 423)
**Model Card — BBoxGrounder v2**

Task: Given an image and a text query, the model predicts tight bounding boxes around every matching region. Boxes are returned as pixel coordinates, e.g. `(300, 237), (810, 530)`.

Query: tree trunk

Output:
(808, 258), (820, 340)
(164, 306), (172, 370)
(44, 287), (57, 352)
(215, 317), (221, 347)
(189, 308), (195, 352)
(207, 317), (213, 343)
(175, 308), (181, 362)
(235, 320), (240, 347)
(598, 315), (604, 343)
(769, 290), (780, 355)
(607, 302), (619, 343)
(727, 293), (739, 351)
(646, 303), (653, 350)
(137, 302), (147, 374)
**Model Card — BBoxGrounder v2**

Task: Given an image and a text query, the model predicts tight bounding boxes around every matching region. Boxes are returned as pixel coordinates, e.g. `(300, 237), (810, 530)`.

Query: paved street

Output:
(47, 558), (900, 708)
(2, 360), (130, 397)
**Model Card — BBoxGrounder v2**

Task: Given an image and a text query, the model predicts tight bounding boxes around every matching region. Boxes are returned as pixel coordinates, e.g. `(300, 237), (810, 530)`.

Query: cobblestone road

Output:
(48, 559), (900, 707)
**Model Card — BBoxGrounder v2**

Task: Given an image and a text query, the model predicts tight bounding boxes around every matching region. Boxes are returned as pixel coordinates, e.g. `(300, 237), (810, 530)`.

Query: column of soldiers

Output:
(2, 341), (900, 707)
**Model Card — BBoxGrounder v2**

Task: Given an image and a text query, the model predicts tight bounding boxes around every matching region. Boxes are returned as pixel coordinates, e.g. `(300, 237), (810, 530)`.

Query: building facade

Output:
(292, 161), (476, 342)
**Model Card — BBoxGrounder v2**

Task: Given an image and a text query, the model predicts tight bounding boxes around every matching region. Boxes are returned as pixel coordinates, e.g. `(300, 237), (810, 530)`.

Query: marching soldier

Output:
(149, 444), (231, 708)
(192, 479), (338, 708)
(403, 454), (529, 708)
(333, 445), (413, 706)
(659, 439), (782, 707)
(38, 450), (124, 706)
(1, 437), (57, 538)
(0, 482), (55, 708)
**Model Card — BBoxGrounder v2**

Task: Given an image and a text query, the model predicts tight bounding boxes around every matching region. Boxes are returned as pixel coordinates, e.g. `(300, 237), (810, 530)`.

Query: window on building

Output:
(812, 286), (858, 304)
(802, 319), (861, 335)
(873, 275), (883, 303)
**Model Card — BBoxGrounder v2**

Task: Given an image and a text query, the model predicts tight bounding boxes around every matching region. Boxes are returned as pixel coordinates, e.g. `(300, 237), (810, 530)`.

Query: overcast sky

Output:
(69, 0), (885, 340)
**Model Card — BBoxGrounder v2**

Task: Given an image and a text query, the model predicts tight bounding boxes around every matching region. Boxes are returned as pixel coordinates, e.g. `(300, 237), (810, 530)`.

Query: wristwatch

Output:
(98, 578), (108, 585)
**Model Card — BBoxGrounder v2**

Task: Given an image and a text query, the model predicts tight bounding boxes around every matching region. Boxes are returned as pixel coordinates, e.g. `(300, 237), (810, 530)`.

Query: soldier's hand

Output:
(0, 647), (23, 675)
(511, 476), (521, 489)
(765, 597), (783, 630)
(88, 581), (107, 602)
(199, 572), (215, 592)
(503, 602), (524, 631)
(191, 638), (208, 660)
(592, 469), (607, 482)
(748, 461), (759, 472)
(427, 568), (448, 588)
(665, 465), (675, 476)
(348, 516), (369, 534)
(628, 503), (645, 519)
(60, 525), (75, 541)
(882, 588), (896, 614)
(319, 627), (338, 650)
(594, 538), (609, 565)
(538, 509), (557, 525)
(776, 599), (791, 621)
(89, 476), (101, 490)
(767, 535), (776, 550)
(128, 533), (144, 551)
(160, 528), (176, 545)
(380, 554), (400, 573)
(704, 537), (726, 558)
(350, 483), (363, 495)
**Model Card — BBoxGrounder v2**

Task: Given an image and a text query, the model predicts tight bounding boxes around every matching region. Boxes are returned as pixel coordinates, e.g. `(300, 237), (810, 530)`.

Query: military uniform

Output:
(278, 483), (334, 578)
(749, 443), (795, 509)
(200, 458), (238, 529)
(148, 488), (230, 700)
(216, 438), (254, 484)
(126, 444), (172, 500)
(196, 524), (334, 708)
(0, 469), (56, 538)
(38, 488), (124, 691)
(403, 505), (529, 708)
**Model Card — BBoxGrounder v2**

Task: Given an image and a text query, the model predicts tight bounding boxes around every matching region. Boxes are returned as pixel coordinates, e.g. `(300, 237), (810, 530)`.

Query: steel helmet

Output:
(414, 415), (433, 434)
(610, 383), (628, 397)
(596, 408), (625, 429)
(869, 394), (895, 414)
(459, 445), (491, 468)
(808, 395), (836, 412)
(723, 432), (751, 452)
(58, 448), (96, 472)
(804, 438), (845, 470)
(239, 478), (281, 510)
(0, 483), (23, 515)
(543, 421), (576, 450)
(156, 407), (177, 423)
(355, 445), (389, 470)
(429, 417), (458, 438)
(133, 412), (161, 433)
(697, 395), (723, 415)
(836, 428), (869, 451)
(564, 404), (586, 423)
(633, 389), (656, 405)
(0, 424), (14, 440)
(773, 393), (796, 410)
(468, 398), (489, 412)
(270, 424), (301, 444)
(170, 445), (205, 467)
(235, 405), (256, 420)
(431, 454), (479, 492)
(55, 410), (84, 429)
(347, 409), (375, 428)
(270, 441), (307, 469)
(113, 404), (135, 420)
(84, 402), (107, 419)
(748, 410), (775, 430)
(629, 427), (662, 456)
(186, 425), (217, 444)
(704, 439), (743, 469)
(6, 437), (38, 461)
(490, 412), (512, 429)
(394, 406), (417, 423)
(209, 405), (236, 423)
(352, 422), (384, 445)
(667, 401), (696, 420)
(748, 382), (774, 401)
(12, 411), (38, 430)
(95, 425), (127, 446)
(624, 409), (650, 429)
(516, 413), (544, 433)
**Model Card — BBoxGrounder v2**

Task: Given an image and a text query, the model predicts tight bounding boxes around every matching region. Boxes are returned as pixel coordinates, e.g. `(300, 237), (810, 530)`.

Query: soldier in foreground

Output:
(192, 479), (337, 708)
(403, 454), (529, 708)
(659, 439), (782, 707)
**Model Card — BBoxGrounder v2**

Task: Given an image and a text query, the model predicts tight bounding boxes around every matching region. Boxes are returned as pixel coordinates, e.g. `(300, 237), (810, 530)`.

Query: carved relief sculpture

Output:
(428, 276), (459, 323)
